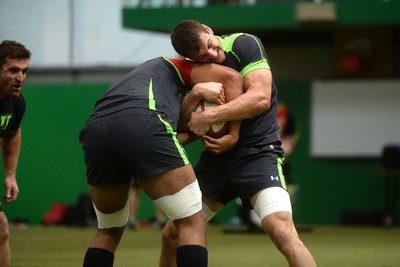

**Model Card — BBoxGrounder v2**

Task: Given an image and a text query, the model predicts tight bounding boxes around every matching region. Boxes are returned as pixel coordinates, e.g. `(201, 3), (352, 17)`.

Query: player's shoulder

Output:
(220, 33), (260, 42)
(165, 57), (194, 67)
(165, 57), (195, 86)
(219, 33), (262, 51)
(0, 95), (26, 116)
(236, 33), (263, 46)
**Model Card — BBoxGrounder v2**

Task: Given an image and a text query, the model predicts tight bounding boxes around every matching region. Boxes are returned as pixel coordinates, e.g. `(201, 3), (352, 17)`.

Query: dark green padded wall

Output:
(2, 84), (107, 224)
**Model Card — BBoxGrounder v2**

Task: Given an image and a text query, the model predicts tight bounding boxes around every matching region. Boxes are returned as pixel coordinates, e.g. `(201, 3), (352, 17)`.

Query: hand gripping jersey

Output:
(0, 94), (26, 138)
(88, 57), (194, 130)
(217, 33), (280, 150)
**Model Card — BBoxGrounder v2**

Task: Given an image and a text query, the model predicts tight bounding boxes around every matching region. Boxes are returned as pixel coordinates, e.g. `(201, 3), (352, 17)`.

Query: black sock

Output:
(176, 245), (208, 267)
(83, 248), (114, 267)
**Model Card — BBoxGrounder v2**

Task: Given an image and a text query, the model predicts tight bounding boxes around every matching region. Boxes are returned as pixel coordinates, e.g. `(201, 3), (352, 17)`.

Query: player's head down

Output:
(171, 20), (225, 64)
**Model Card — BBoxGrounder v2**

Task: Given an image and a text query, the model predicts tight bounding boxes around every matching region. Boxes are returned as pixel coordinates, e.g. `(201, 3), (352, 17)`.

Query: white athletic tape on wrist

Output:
(93, 200), (129, 229)
(254, 187), (292, 221)
(154, 180), (202, 220)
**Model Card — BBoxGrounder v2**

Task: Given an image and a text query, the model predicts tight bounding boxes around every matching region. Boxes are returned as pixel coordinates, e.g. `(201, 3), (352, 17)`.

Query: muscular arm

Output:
(1, 128), (21, 203)
(210, 69), (272, 121)
(188, 68), (272, 136)
(178, 63), (244, 134)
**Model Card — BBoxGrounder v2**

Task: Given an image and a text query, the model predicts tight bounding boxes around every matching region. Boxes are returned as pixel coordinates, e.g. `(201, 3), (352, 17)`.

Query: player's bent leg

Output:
(0, 212), (10, 267)
(83, 182), (131, 267)
(160, 216), (207, 267)
(262, 212), (317, 267)
(139, 165), (207, 267)
(251, 187), (317, 267)
(160, 220), (179, 267)
(174, 211), (207, 267)
(172, 196), (224, 267)
(154, 181), (207, 267)
(159, 197), (221, 267)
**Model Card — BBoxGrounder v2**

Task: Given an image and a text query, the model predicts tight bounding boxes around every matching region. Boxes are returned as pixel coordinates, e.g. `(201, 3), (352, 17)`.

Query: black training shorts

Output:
(79, 108), (189, 186)
(195, 143), (287, 209)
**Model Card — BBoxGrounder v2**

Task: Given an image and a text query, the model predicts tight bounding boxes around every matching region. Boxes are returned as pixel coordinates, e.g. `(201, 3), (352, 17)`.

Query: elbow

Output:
(256, 96), (271, 113)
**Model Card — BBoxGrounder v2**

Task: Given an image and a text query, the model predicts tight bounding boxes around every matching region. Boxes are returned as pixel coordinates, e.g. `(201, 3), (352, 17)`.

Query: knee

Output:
(161, 221), (178, 245)
(263, 213), (312, 262)
(263, 213), (299, 250)
(269, 222), (292, 245)
(0, 216), (9, 242)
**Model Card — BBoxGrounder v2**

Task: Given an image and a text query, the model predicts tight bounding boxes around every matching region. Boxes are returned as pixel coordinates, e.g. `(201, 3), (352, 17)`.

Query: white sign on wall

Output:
(311, 79), (400, 158)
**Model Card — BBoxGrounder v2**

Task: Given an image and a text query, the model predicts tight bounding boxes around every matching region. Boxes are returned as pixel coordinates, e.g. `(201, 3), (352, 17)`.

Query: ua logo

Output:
(270, 175), (279, 181)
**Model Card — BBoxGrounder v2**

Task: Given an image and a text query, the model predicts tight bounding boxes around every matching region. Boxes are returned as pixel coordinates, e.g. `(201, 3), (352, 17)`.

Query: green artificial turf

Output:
(10, 225), (400, 267)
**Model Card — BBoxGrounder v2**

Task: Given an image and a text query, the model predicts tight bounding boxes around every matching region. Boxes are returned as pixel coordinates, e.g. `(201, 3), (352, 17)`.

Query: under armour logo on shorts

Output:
(270, 175), (279, 181)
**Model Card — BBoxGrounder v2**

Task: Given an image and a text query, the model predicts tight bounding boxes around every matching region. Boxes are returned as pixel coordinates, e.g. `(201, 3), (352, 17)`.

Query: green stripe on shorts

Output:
(157, 114), (189, 165)
(278, 157), (287, 190)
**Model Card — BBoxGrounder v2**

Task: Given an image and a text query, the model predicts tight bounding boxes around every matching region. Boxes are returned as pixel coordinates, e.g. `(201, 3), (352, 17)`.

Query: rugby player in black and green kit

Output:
(79, 56), (243, 267)
(0, 40), (31, 267)
(160, 20), (317, 267)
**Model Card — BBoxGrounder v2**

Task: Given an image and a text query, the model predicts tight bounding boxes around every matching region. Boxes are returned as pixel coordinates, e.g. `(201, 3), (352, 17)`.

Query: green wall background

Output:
(2, 84), (106, 225)
(1, 81), (392, 226)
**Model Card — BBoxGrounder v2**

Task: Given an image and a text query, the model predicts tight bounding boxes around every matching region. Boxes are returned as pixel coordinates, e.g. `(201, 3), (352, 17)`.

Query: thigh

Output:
(136, 164), (197, 200)
(89, 182), (131, 213)
(232, 144), (286, 200)
(195, 152), (233, 205)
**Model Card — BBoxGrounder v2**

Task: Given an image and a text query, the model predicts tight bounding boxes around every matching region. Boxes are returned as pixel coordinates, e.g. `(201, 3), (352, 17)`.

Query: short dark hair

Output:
(171, 20), (208, 56)
(0, 40), (31, 66)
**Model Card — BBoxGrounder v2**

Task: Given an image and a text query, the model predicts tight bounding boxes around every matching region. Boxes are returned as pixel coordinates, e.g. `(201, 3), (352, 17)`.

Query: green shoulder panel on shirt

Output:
(243, 34), (270, 76)
(241, 60), (270, 77)
(217, 33), (270, 77)
(217, 33), (244, 52)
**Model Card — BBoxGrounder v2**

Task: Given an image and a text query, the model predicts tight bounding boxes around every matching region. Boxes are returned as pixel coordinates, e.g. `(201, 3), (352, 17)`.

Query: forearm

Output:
(205, 69), (272, 124)
(178, 86), (204, 131)
(206, 85), (270, 126)
(1, 128), (21, 178)
(207, 89), (261, 123)
(227, 120), (241, 142)
(177, 132), (199, 146)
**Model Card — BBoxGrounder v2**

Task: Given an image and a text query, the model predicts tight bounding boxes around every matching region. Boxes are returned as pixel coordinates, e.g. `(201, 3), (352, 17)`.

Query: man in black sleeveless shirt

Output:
(0, 40), (31, 267)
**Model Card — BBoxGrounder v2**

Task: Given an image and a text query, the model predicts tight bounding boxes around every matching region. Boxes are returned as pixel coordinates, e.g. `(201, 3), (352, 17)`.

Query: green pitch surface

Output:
(10, 225), (400, 267)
